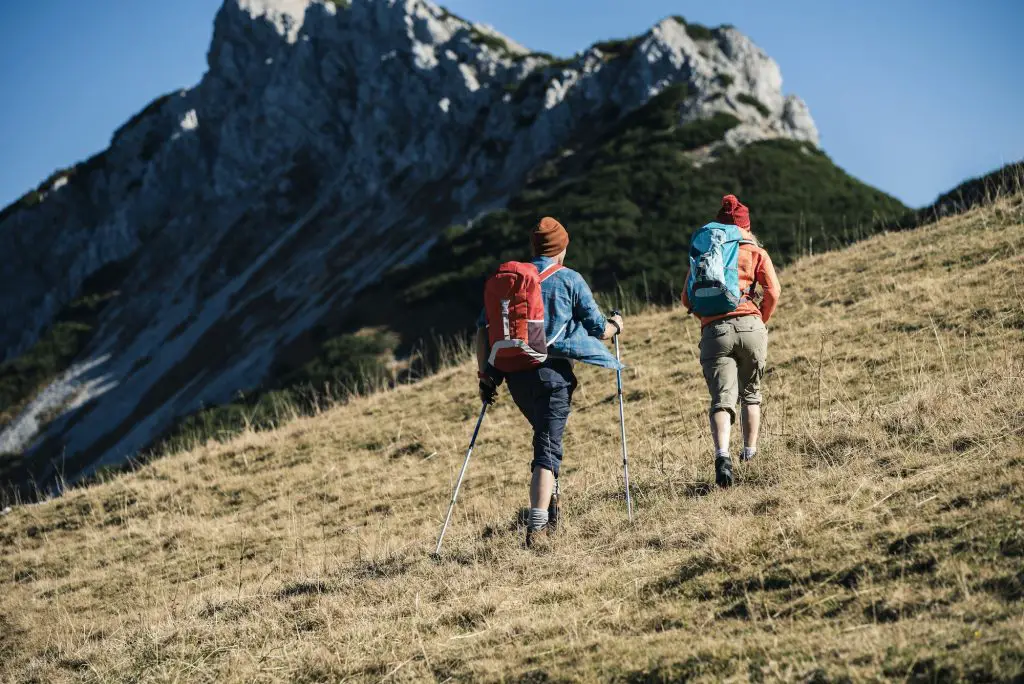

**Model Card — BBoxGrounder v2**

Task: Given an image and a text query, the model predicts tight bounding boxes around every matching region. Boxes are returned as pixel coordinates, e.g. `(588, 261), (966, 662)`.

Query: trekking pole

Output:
(434, 403), (488, 556)
(611, 310), (634, 522)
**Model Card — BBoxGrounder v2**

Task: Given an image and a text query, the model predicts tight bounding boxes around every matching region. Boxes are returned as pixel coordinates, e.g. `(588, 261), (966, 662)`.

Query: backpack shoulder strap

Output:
(538, 263), (563, 282)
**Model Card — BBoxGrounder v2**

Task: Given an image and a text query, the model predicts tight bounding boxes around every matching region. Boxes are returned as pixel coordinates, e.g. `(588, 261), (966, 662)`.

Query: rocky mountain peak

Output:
(1, 0), (822, 490)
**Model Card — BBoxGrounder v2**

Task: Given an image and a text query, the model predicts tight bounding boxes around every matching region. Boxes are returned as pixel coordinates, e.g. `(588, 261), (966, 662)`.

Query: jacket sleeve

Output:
(757, 251), (781, 323)
(573, 274), (608, 338)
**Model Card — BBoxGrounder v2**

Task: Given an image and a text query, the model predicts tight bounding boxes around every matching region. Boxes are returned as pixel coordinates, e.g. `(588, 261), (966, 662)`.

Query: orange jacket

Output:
(681, 229), (781, 328)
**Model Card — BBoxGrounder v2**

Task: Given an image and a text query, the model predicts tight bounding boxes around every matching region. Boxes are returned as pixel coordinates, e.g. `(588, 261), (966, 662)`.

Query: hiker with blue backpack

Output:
(683, 195), (781, 488)
(475, 217), (624, 548)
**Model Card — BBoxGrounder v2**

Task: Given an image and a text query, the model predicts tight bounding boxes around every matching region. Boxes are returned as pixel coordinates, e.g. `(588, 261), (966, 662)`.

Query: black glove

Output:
(478, 372), (499, 405)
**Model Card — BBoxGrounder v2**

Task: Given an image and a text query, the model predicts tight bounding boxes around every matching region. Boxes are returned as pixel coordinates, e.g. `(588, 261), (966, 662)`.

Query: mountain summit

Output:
(0, 0), (896, 493)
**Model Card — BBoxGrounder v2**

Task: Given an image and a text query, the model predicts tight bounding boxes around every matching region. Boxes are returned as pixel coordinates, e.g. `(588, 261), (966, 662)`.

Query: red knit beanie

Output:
(531, 216), (569, 257)
(716, 194), (751, 229)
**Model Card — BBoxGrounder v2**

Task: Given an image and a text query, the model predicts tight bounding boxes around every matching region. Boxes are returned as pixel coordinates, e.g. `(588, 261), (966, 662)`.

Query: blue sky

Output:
(1, 1), (1021, 209)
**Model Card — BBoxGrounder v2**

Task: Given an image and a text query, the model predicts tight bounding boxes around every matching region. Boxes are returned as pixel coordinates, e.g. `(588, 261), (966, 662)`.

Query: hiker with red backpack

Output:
(682, 195), (781, 488)
(476, 217), (624, 547)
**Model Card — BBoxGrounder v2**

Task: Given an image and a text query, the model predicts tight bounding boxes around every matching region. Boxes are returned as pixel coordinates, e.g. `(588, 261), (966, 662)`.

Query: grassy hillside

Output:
(1, 193), (1021, 681)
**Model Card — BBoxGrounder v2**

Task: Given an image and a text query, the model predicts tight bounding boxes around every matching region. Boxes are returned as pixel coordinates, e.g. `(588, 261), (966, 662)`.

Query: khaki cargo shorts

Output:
(698, 315), (768, 421)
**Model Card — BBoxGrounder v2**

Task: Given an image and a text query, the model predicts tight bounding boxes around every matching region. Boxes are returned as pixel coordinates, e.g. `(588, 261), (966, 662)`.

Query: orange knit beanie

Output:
(531, 216), (569, 257)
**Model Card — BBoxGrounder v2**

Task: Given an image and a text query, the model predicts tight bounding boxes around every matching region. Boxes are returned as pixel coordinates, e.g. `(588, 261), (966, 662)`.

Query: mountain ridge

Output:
(2, 0), (891, 495)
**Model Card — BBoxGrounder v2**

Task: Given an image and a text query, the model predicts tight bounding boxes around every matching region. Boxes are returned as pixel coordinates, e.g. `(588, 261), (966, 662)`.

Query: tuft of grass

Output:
(0, 194), (1022, 680)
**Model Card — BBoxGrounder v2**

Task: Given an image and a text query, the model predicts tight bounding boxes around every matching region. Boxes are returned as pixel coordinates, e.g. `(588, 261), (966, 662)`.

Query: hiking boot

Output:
(715, 455), (734, 488)
(525, 525), (548, 549)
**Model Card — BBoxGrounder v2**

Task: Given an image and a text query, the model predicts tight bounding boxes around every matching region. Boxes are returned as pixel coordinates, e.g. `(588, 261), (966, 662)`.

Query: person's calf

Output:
(529, 466), (556, 511)
(740, 402), (761, 454)
(709, 409), (733, 452)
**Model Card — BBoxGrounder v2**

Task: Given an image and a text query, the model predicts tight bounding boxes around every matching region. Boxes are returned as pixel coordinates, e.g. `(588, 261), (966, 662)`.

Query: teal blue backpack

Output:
(685, 222), (755, 316)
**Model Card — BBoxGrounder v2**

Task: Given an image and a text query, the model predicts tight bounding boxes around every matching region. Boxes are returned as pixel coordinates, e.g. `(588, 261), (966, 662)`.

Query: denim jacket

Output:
(479, 256), (622, 370)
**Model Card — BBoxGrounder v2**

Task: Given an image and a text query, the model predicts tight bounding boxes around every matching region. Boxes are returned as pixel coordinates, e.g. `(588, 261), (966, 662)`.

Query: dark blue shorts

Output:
(505, 359), (577, 478)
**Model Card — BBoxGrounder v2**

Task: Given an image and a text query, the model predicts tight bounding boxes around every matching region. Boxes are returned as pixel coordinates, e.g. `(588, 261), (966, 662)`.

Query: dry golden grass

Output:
(2, 195), (1023, 682)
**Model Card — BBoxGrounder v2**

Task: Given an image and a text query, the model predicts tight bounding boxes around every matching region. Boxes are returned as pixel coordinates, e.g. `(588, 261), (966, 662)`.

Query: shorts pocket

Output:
(703, 324), (732, 340)
(700, 326), (732, 362)
(731, 318), (760, 333)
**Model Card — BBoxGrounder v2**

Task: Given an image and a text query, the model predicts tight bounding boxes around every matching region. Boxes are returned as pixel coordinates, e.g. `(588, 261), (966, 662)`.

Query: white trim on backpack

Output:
(488, 339), (548, 367)
(500, 299), (511, 340)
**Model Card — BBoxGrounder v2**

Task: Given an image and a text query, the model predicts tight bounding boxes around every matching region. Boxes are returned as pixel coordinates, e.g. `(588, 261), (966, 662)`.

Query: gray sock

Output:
(741, 447), (757, 462)
(715, 448), (730, 461)
(528, 507), (549, 531)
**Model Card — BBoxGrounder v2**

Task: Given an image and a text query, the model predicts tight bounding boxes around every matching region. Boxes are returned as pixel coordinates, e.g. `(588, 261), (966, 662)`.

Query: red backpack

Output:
(484, 261), (562, 373)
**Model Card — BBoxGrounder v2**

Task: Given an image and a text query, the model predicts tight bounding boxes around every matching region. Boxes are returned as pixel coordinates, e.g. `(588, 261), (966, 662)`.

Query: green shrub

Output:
(469, 30), (510, 55)
(285, 330), (399, 392)
(0, 148), (112, 225)
(675, 113), (741, 149)
(925, 161), (1024, 218)
(715, 73), (734, 88)
(670, 16), (714, 42)
(737, 93), (771, 117)
(686, 23), (714, 41)
(668, 16), (714, 41)
(111, 92), (174, 144)
(525, 50), (556, 62)
(153, 330), (399, 452)
(594, 37), (640, 60)
(545, 56), (578, 70)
